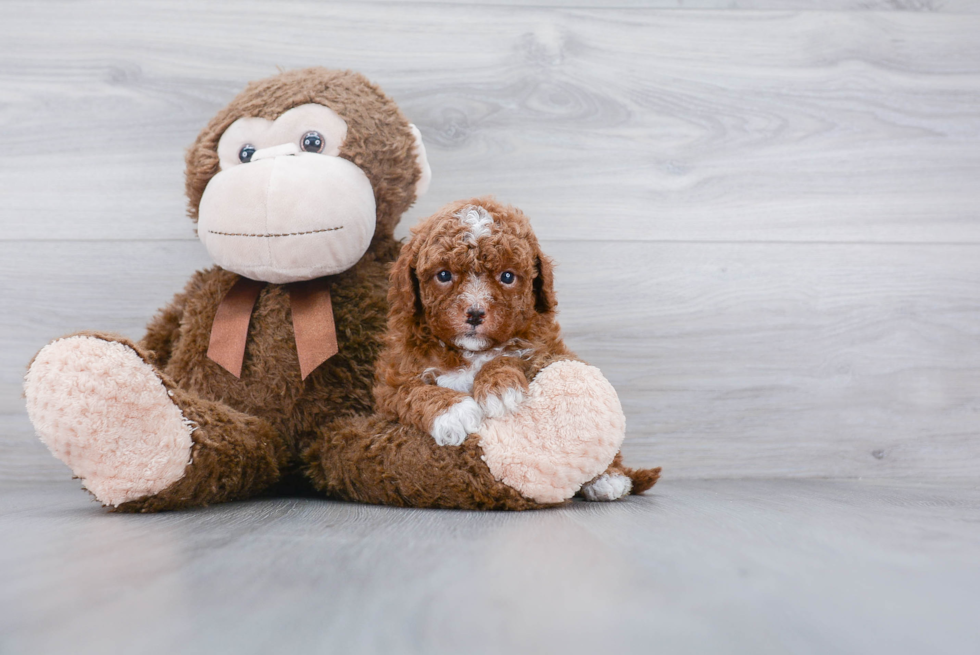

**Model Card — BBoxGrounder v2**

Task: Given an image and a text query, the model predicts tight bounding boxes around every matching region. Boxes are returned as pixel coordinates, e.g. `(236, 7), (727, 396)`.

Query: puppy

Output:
(374, 197), (659, 501)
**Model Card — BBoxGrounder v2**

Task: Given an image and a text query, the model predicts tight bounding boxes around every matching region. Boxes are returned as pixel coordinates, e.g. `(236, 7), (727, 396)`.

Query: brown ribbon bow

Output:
(207, 276), (339, 380)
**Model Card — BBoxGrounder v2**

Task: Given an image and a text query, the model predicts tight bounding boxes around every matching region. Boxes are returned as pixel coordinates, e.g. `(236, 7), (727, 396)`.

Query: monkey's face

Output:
(197, 103), (386, 284)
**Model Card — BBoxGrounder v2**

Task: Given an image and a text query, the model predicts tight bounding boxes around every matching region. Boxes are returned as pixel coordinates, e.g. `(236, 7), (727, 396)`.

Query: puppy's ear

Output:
(388, 237), (424, 325)
(533, 253), (557, 314)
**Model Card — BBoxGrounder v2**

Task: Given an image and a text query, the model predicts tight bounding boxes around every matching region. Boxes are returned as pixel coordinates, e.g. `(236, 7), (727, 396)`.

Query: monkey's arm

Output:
(140, 290), (188, 369)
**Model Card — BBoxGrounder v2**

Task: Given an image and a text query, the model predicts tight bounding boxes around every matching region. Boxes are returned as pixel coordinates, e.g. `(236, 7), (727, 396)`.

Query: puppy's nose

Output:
(465, 307), (486, 326)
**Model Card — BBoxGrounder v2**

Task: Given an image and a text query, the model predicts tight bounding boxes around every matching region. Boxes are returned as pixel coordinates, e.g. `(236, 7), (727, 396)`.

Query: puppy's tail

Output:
(607, 452), (661, 495)
(624, 465), (661, 495)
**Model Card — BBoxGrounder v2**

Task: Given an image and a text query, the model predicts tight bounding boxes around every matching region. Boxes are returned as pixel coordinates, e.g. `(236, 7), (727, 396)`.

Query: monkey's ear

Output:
(533, 254), (557, 314)
(409, 124), (432, 198)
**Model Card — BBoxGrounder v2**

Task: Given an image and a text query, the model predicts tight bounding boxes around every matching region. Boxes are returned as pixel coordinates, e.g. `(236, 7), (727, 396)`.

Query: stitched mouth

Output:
(207, 226), (344, 238)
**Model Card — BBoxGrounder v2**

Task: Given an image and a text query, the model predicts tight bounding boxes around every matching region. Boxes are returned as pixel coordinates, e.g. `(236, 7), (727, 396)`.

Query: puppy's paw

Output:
(580, 473), (632, 502)
(430, 397), (484, 446)
(473, 366), (529, 418)
(478, 387), (525, 419)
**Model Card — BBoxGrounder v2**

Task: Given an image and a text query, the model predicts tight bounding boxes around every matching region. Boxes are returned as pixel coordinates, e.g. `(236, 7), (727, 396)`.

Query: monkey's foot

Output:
(477, 360), (626, 504)
(25, 335), (193, 507)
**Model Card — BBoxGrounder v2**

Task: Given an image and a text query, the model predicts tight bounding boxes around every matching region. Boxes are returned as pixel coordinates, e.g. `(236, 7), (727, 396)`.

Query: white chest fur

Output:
(433, 350), (501, 393)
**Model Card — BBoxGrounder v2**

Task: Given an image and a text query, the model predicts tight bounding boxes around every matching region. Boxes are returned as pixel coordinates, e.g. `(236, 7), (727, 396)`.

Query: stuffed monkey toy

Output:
(24, 68), (657, 511)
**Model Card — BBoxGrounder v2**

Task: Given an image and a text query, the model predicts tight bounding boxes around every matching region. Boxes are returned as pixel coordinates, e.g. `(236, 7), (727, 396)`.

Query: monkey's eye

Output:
(500, 271), (516, 285)
(436, 270), (453, 283)
(238, 145), (256, 163)
(301, 131), (324, 153)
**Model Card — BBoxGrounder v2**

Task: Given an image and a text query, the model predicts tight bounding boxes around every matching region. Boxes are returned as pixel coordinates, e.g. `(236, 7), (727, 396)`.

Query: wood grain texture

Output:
(2, 478), (978, 654)
(301, 1), (980, 10)
(1, 3), (979, 243)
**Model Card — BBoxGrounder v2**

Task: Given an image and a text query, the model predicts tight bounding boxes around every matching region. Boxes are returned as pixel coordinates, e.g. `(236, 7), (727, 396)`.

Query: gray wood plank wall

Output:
(2, 1), (978, 481)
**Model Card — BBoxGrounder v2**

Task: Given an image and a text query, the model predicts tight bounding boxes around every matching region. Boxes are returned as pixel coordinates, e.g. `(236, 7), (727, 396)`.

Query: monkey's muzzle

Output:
(198, 151), (376, 284)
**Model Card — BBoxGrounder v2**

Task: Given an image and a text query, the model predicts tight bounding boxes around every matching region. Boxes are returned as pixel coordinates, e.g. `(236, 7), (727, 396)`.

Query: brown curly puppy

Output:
(374, 197), (660, 501)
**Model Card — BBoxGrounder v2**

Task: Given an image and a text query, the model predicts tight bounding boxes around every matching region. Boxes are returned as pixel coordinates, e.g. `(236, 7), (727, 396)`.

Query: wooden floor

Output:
(3, 1), (980, 653)
(2, 478), (978, 655)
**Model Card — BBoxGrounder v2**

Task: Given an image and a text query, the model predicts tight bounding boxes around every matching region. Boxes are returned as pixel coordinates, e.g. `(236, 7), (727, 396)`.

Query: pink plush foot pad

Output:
(478, 360), (626, 504)
(24, 336), (193, 507)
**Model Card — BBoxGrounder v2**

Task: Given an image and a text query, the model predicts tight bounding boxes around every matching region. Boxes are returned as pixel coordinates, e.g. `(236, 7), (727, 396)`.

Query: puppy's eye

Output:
(239, 145), (256, 163)
(301, 131), (324, 153)
(436, 270), (453, 283)
(500, 271), (516, 285)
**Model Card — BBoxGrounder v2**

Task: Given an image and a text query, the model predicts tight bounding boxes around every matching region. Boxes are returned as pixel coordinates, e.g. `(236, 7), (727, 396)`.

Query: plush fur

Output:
(304, 414), (542, 510)
(25, 336), (195, 506)
(477, 359), (635, 503)
(185, 67), (419, 247)
(26, 68), (421, 511)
